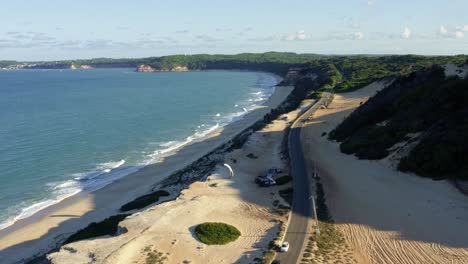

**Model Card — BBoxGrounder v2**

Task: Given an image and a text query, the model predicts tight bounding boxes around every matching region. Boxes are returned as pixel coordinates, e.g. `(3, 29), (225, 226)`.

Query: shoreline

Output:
(0, 70), (280, 232)
(0, 72), (292, 263)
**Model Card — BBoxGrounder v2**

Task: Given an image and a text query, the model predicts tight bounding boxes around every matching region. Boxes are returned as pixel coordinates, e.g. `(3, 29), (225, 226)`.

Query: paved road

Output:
(276, 92), (332, 264)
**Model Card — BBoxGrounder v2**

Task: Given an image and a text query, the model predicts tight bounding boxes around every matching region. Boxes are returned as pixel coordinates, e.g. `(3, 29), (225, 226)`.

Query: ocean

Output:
(0, 68), (277, 230)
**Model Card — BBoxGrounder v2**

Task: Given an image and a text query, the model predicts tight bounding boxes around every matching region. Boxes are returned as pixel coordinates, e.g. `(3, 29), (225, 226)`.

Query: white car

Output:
(280, 241), (290, 252)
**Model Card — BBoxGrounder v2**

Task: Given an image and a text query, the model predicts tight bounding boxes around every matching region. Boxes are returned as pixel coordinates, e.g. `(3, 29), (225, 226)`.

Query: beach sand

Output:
(0, 77), (293, 263)
(47, 90), (310, 263)
(301, 81), (468, 263)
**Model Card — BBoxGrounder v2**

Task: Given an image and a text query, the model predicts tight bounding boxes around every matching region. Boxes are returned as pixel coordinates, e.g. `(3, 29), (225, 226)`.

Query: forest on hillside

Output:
(329, 65), (468, 180)
(3, 52), (467, 93)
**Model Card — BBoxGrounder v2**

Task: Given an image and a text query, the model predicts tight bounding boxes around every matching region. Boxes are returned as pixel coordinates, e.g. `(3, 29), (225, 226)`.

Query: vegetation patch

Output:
(330, 65), (468, 180)
(142, 246), (168, 264)
(120, 190), (170, 212)
(194, 222), (241, 245)
(64, 214), (129, 244)
(301, 178), (352, 263)
(261, 250), (276, 264)
(275, 175), (292, 185)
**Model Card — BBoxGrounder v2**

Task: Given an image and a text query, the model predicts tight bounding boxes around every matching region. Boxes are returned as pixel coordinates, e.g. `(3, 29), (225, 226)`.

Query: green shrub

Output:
(120, 190), (170, 212)
(64, 214), (129, 244)
(262, 250), (276, 264)
(194, 222), (241, 245)
(275, 175), (292, 185)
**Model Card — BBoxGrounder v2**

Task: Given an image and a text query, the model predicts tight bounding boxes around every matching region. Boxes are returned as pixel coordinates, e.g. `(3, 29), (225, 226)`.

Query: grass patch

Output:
(262, 250), (276, 264)
(275, 175), (292, 185)
(120, 190), (170, 212)
(279, 188), (293, 206)
(314, 220), (345, 256)
(306, 178), (347, 260)
(142, 246), (168, 264)
(194, 222), (241, 245)
(64, 214), (129, 244)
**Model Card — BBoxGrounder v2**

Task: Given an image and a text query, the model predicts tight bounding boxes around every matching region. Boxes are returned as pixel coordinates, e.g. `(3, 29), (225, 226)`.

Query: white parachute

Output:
(223, 163), (234, 177)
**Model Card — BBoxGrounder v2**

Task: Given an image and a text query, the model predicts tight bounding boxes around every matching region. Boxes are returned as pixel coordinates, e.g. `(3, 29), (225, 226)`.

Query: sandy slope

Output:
(47, 97), (312, 263)
(300, 81), (468, 264)
(0, 80), (292, 263)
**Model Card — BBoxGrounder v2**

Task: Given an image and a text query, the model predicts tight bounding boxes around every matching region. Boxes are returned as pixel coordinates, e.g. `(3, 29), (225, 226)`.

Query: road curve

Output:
(276, 91), (332, 264)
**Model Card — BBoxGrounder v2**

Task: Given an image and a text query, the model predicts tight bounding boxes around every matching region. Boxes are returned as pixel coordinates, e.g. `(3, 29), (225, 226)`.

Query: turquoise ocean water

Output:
(0, 69), (277, 229)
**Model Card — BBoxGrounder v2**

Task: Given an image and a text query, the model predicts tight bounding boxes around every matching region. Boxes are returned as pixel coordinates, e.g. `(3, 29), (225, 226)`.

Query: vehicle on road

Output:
(280, 241), (290, 252)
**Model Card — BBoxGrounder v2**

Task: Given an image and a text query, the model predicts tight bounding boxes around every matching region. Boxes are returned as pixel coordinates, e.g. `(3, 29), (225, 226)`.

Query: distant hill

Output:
(4, 53), (467, 85)
(329, 64), (468, 180)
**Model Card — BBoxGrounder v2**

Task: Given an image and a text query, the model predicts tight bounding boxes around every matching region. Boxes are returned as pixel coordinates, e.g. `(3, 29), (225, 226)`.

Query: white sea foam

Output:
(0, 73), (278, 231)
(0, 159), (133, 230)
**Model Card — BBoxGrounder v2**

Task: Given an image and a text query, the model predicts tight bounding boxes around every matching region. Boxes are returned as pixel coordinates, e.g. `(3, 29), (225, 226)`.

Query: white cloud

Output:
(439, 25), (448, 35)
(297, 30), (307, 40)
(367, 0), (375, 6)
(283, 30), (309, 41)
(354, 32), (364, 40)
(438, 25), (464, 39)
(247, 35), (276, 42)
(402, 27), (411, 39)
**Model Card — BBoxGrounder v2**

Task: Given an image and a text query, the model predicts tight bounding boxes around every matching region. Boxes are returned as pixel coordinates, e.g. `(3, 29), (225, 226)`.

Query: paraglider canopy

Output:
(223, 163), (234, 177)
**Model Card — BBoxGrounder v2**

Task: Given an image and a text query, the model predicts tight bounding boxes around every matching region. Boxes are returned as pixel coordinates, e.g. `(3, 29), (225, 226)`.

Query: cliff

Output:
(136, 64), (188, 72)
(136, 64), (157, 72)
(70, 64), (94, 70)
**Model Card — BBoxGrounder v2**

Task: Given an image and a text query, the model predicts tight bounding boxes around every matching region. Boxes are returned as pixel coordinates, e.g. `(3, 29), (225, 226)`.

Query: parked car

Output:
(280, 241), (290, 252)
(255, 175), (266, 184)
(268, 168), (282, 174)
(259, 178), (276, 187)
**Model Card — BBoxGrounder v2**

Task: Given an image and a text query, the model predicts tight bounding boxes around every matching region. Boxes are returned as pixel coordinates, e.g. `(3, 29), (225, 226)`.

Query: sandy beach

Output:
(301, 81), (468, 263)
(47, 97), (307, 263)
(0, 74), (293, 263)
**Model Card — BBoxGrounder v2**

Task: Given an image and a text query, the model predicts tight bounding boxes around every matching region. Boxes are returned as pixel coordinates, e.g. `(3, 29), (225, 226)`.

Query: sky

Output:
(1, 0), (467, 61)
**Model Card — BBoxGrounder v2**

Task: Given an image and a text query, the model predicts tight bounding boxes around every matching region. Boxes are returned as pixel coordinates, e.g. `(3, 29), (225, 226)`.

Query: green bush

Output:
(194, 222), (241, 245)
(262, 250), (276, 264)
(275, 175), (292, 185)
(120, 190), (170, 212)
(64, 214), (129, 244)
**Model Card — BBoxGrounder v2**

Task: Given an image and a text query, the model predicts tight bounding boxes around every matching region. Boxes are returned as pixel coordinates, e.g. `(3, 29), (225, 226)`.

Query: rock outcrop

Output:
(70, 64), (94, 70)
(136, 64), (188, 72)
(136, 64), (157, 72)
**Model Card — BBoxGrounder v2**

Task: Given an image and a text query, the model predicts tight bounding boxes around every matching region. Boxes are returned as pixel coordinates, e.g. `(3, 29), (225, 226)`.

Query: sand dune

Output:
(301, 81), (468, 264)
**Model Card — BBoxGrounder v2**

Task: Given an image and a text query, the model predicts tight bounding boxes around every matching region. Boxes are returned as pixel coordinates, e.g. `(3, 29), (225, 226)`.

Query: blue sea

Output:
(0, 69), (277, 229)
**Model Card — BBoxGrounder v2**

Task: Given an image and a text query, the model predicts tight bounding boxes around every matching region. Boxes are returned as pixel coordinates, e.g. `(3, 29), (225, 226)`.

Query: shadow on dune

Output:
(233, 225), (278, 264)
(300, 102), (468, 249)
(48, 215), (80, 218)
